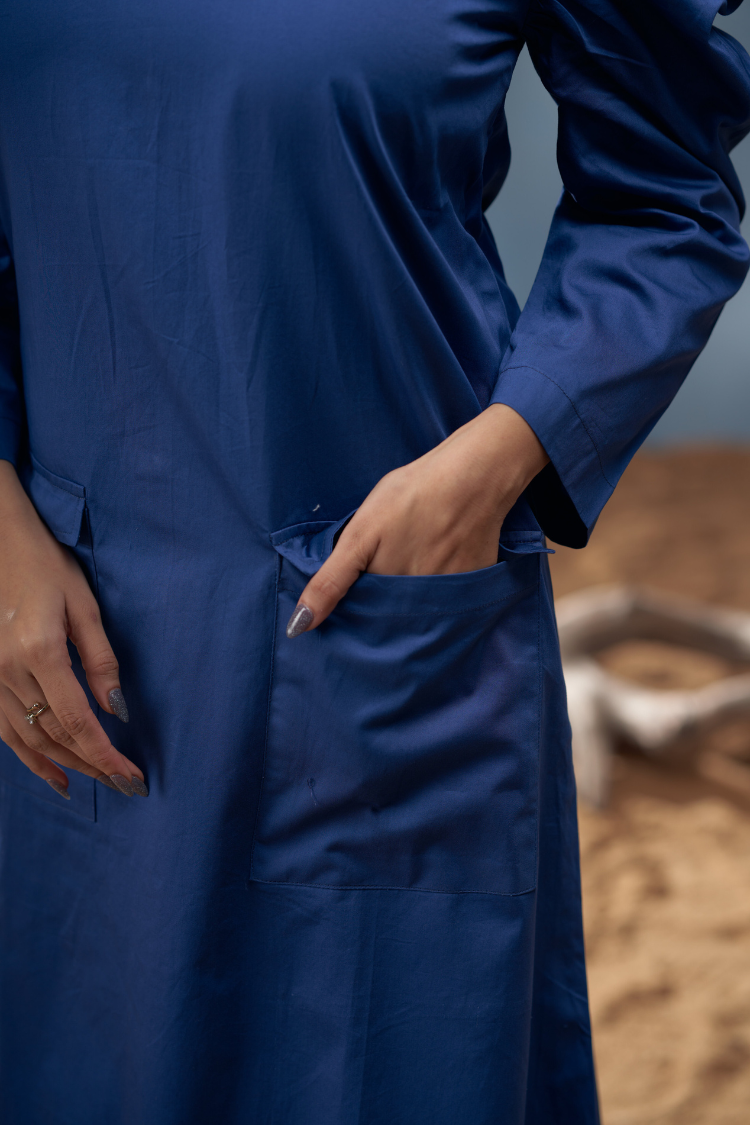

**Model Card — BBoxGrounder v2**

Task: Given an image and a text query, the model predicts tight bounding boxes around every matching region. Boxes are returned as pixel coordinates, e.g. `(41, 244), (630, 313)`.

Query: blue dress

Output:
(0, 2), (748, 1122)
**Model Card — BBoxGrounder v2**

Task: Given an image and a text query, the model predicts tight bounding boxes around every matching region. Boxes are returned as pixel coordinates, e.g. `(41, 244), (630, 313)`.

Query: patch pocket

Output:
(250, 520), (543, 895)
(0, 455), (97, 820)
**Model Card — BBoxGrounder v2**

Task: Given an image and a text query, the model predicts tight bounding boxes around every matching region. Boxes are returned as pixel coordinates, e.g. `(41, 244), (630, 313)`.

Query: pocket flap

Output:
(499, 495), (552, 555)
(27, 457), (86, 547)
(270, 513), (355, 576)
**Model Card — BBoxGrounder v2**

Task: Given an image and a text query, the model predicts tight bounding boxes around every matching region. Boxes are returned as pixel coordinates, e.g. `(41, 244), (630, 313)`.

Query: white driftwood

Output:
(555, 586), (750, 806)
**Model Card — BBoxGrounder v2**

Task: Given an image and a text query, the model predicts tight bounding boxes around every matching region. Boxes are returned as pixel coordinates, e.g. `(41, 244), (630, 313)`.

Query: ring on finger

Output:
(24, 701), (50, 726)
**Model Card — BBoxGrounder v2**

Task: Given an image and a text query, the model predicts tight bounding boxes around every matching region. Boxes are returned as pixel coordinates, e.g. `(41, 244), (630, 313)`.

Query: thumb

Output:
(286, 526), (371, 638)
(67, 594), (129, 723)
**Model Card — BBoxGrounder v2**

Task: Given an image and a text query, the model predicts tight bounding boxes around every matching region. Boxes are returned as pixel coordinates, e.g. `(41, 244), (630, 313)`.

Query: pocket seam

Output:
(249, 550), (282, 878)
(270, 520), (547, 556)
(247, 875), (537, 897)
(329, 580), (537, 619)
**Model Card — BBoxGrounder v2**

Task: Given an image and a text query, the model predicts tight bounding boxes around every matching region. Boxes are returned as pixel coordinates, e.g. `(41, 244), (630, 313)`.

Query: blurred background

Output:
(486, 9), (750, 1124)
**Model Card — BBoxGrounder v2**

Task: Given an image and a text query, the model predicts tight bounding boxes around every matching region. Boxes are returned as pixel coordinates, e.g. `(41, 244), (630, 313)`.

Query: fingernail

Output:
(131, 776), (149, 797)
(286, 603), (314, 638)
(46, 778), (71, 801)
(108, 688), (129, 723)
(110, 774), (134, 797)
(98, 775), (120, 790)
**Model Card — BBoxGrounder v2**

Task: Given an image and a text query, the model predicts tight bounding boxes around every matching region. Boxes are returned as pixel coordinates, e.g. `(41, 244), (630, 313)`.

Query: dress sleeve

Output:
(490, 0), (750, 546)
(0, 223), (24, 466)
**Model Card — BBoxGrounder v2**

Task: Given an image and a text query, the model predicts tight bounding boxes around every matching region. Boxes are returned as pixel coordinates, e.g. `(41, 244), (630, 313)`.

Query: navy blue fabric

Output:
(255, 519), (543, 895)
(0, 1), (747, 1122)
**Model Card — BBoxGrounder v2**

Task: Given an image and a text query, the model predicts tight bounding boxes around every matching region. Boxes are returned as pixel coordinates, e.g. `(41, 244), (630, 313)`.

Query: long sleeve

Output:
(491, 0), (750, 546)
(0, 224), (23, 465)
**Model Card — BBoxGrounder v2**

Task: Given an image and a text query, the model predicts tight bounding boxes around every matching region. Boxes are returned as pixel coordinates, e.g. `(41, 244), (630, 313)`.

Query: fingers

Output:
(0, 684), (142, 796)
(0, 698), (70, 797)
(1, 631), (146, 795)
(1, 684), (98, 777)
(66, 589), (129, 723)
(35, 666), (144, 794)
(286, 517), (374, 637)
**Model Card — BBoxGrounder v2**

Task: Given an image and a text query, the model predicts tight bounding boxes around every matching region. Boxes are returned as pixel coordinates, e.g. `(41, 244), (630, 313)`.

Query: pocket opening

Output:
(271, 517), (544, 617)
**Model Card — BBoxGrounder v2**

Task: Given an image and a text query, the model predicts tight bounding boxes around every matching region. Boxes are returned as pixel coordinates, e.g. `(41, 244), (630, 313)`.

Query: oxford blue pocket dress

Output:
(0, 1), (748, 1123)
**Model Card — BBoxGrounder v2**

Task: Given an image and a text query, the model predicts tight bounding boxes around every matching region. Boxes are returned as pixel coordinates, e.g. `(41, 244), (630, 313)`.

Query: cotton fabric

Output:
(0, 2), (748, 1123)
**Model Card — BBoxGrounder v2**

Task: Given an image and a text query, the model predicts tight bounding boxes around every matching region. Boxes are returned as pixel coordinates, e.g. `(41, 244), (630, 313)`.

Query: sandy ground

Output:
(548, 447), (750, 1125)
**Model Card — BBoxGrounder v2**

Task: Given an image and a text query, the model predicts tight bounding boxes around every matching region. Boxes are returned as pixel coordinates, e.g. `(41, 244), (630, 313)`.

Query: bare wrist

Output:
(480, 403), (549, 511)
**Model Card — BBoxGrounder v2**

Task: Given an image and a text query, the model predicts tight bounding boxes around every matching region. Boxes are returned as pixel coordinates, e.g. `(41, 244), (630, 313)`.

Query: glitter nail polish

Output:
(46, 778), (71, 800)
(108, 688), (130, 723)
(110, 774), (134, 797)
(98, 775), (120, 790)
(131, 776), (149, 797)
(286, 603), (314, 638)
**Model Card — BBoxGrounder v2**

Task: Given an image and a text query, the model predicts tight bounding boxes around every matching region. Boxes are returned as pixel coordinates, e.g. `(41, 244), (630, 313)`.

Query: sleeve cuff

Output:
(489, 365), (615, 548)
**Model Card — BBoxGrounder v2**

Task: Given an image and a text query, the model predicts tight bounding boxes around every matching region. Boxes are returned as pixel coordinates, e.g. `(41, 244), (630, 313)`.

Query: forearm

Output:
(463, 403), (549, 517)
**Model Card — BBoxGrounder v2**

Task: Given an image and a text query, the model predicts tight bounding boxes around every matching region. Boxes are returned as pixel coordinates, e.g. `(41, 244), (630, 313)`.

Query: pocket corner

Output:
(26, 456), (86, 548)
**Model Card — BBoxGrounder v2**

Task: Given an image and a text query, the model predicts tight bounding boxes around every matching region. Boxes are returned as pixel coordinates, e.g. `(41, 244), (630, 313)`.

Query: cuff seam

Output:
(498, 363), (615, 490)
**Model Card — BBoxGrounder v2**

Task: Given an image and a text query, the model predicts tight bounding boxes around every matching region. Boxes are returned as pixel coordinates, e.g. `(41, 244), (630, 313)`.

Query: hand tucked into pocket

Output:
(286, 404), (549, 637)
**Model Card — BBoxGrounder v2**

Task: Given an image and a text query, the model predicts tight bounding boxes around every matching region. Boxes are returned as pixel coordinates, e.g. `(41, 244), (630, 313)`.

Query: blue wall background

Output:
(486, 6), (750, 445)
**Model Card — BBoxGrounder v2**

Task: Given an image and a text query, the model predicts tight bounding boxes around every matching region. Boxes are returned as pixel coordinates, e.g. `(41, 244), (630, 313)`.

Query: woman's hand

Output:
(0, 460), (147, 798)
(286, 404), (549, 637)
